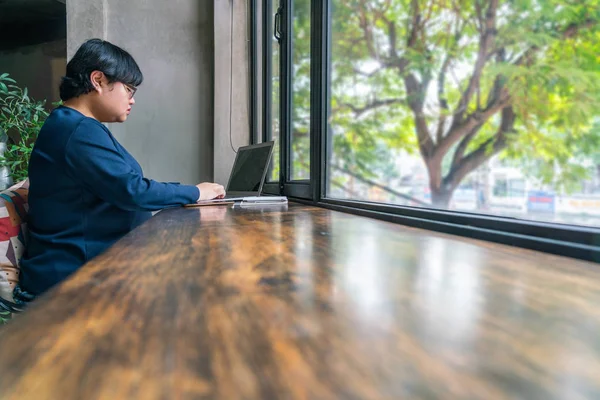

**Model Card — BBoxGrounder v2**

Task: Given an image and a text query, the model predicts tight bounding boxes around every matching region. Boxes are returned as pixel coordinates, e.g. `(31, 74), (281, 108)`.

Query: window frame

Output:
(259, 0), (279, 194)
(250, 0), (600, 262)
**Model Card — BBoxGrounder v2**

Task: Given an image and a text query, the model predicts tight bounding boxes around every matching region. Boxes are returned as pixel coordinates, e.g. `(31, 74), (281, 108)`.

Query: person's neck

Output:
(62, 97), (97, 120)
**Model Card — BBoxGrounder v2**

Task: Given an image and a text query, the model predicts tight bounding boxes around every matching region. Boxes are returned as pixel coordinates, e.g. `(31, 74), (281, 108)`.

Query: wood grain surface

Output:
(0, 203), (599, 400)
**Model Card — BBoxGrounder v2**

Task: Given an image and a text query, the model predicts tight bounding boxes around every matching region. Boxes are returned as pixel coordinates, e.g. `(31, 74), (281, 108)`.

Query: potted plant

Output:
(0, 306), (10, 325)
(0, 73), (49, 188)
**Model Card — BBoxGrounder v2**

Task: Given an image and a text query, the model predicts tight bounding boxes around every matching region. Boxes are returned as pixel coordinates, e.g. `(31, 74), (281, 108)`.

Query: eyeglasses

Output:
(123, 83), (137, 99)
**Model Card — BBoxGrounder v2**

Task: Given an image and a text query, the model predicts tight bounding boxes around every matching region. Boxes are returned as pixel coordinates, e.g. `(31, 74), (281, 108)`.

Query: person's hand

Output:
(196, 182), (226, 201)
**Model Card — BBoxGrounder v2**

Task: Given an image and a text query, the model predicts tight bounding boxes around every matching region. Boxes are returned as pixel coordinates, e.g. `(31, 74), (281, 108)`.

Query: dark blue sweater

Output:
(20, 106), (200, 295)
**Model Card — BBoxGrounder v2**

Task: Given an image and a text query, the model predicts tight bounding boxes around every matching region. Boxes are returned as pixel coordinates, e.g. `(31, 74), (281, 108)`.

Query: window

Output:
(290, 0), (311, 180)
(254, 0), (313, 196)
(269, 0), (281, 182)
(327, 0), (600, 228)
(252, 0), (600, 261)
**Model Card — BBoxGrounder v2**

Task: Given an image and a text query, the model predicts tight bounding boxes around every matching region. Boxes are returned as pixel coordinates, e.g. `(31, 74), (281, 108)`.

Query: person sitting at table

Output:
(14, 38), (225, 304)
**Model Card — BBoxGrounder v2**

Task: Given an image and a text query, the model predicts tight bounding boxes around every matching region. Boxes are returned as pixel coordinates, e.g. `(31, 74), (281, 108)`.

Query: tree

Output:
(298, 0), (600, 207)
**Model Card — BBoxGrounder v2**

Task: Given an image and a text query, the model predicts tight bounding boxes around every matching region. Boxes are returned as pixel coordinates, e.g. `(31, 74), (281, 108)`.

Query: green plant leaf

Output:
(0, 74), (48, 181)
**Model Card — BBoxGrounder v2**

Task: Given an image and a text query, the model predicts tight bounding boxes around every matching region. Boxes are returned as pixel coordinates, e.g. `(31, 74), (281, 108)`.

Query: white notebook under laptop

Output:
(196, 141), (287, 204)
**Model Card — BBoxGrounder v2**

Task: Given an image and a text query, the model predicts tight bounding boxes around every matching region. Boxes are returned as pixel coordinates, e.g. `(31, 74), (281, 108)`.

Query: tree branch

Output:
(512, 18), (597, 67)
(450, 124), (481, 170)
(439, 15), (595, 186)
(474, 0), (485, 35)
(393, 0), (434, 159)
(407, 0), (422, 49)
(331, 164), (430, 206)
(331, 178), (362, 198)
(512, 46), (538, 67)
(563, 18), (596, 38)
(352, 66), (387, 78)
(449, 49), (506, 166)
(453, 0), (498, 122)
(387, 20), (398, 59)
(436, 17), (465, 143)
(340, 98), (404, 117)
(444, 105), (516, 190)
(352, 0), (434, 159)
(436, 91), (510, 161)
(437, 41), (510, 160)
(423, 0), (435, 26)
(403, 72), (435, 159)
(368, 1), (397, 60)
(357, 1), (378, 60)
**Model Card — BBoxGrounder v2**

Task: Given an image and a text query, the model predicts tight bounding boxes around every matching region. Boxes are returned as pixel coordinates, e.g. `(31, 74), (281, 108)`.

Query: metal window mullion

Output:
(250, 0), (259, 144)
(263, 0), (273, 144)
(310, 0), (330, 201)
(279, 0), (293, 188)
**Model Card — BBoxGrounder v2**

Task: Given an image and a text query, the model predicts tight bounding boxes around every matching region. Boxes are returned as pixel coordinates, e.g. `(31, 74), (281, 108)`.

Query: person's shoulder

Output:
(74, 117), (108, 132)
(66, 113), (114, 151)
(51, 106), (106, 131)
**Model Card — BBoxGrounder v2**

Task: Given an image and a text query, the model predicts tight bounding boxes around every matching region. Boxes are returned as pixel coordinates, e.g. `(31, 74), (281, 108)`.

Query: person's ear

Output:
(90, 71), (104, 93)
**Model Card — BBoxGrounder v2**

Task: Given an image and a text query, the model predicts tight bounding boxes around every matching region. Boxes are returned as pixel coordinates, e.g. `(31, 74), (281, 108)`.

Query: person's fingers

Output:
(196, 182), (226, 200)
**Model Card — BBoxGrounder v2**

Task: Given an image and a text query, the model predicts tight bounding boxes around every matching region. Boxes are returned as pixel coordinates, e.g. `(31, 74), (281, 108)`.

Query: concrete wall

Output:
(66, 2), (106, 59)
(0, 40), (66, 108)
(66, 0), (250, 185)
(213, 0), (251, 185)
(66, 0), (215, 185)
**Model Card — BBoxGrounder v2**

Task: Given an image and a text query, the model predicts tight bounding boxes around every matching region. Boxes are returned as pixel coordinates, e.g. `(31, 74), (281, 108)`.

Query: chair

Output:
(0, 179), (29, 323)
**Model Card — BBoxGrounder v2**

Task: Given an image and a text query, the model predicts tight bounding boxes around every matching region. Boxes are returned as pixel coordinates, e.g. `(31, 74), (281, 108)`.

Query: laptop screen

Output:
(227, 143), (273, 192)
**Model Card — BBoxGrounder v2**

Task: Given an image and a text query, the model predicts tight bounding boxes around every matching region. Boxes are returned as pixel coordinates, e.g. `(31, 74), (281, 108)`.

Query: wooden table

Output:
(0, 203), (599, 399)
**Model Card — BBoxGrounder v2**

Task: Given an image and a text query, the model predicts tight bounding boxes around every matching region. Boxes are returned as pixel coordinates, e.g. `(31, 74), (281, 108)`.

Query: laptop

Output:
(197, 141), (286, 203)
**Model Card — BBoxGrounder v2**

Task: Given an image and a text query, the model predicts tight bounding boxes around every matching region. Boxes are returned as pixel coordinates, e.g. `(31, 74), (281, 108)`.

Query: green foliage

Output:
(0, 73), (49, 183)
(291, 0), (312, 179)
(289, 0), (600, 199)
(0, 309), (11, 325)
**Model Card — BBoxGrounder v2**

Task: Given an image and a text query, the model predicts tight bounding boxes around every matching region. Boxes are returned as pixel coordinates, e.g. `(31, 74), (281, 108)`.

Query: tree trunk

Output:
(425, 157), (454, 208)
(430, 186), (454, 208)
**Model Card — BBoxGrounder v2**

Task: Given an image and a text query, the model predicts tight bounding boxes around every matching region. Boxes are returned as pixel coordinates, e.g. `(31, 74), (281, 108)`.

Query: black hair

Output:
(59, 38), (143, 101)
